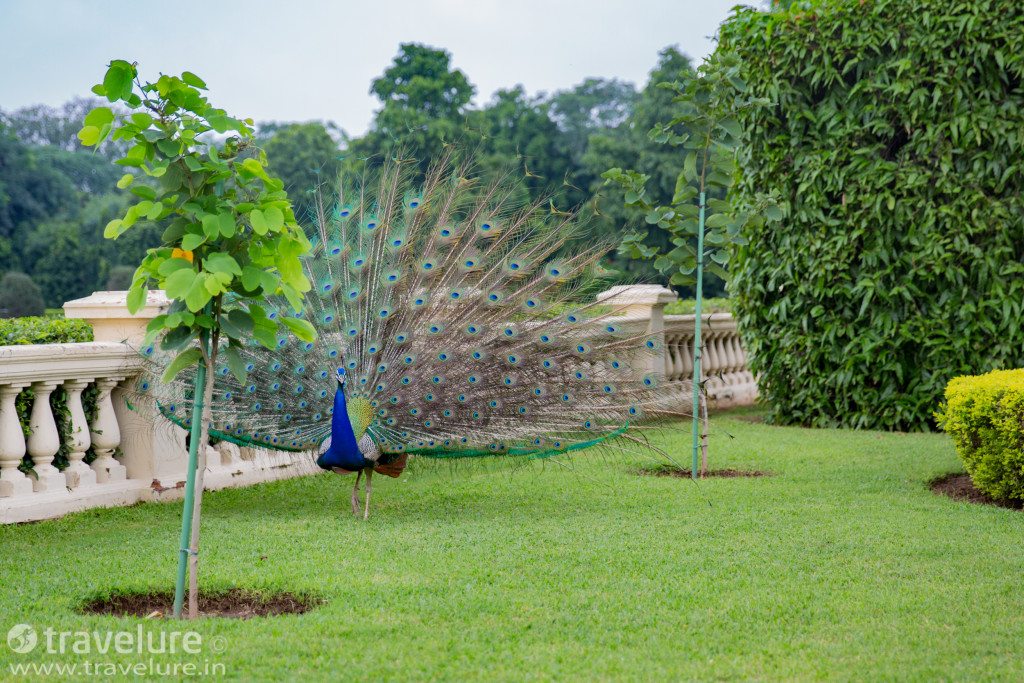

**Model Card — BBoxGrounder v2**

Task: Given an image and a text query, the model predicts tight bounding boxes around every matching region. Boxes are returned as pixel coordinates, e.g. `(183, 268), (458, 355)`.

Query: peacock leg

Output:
(363, 468), (373, 520)
(351, 469), (362, 516)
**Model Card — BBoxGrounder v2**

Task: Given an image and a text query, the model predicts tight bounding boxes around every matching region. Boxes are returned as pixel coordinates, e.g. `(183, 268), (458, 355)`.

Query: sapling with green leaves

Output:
(603, 49), (778, 478)
(78, 60), (315, 619)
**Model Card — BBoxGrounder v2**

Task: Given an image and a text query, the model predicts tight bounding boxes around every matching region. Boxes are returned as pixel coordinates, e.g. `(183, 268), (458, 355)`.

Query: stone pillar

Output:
(62, 379), (97, 490)
(63, 290), (169, 344)
(26, 381), (67, 493)
(595, 284), (677, 379)
(0, 383), (33, 498)
(90, 377), (127, 483)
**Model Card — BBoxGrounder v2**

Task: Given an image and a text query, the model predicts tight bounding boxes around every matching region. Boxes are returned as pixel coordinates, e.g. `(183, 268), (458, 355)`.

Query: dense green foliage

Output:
(3, 412), (1022, 679)
(0, 271), (45, 317)
(938, 369), (1024, 502)
(722, 0), (1024, 430)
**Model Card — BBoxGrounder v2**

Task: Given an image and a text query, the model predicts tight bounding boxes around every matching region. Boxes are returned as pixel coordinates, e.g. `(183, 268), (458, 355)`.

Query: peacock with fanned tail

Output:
(136, 157), (685, 518)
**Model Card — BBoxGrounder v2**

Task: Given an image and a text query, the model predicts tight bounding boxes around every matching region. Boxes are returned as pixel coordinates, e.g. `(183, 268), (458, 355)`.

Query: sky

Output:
(0, 0), (751, 136)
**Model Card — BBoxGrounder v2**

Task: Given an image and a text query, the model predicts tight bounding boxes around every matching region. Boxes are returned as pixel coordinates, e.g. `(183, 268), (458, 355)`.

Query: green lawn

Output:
(2, 409), (1023, 681)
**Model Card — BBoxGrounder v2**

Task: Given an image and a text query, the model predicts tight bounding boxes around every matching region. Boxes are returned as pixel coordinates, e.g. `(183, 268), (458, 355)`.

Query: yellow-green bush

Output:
(937, 369), (1024, 502)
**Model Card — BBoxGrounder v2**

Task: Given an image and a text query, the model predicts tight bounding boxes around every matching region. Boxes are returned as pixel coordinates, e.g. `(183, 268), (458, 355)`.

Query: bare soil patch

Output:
(80, 589), (320, 619)
(930, 473), (1022, 510)
(639, 466), (772, 479)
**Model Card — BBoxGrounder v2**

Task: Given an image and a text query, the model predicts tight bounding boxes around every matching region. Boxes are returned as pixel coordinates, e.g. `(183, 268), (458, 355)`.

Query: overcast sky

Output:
(1, 0), (752, 136)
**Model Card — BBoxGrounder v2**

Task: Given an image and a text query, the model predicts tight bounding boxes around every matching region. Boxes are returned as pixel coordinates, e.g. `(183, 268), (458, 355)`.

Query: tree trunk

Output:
(700, 390), (709, 478)
(186, 352), (217, 619)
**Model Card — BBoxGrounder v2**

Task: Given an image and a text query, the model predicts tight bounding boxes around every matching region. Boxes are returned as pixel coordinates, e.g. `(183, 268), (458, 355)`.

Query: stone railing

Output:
(596, 285), (758, 408)
(0, 285), (755, 523)
(0, 293), (315, 524)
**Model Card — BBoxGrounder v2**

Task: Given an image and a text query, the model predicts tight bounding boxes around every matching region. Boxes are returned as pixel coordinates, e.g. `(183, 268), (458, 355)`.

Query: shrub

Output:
(664, 298), (732, 316)
(720, 0), (1024, 430)
(0, 272), (46, 318)
(0, 315), (93, 345)
(937, 370), (1024, 502)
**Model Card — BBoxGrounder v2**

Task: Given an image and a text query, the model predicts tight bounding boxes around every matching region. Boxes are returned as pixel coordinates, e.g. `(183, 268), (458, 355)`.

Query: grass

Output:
(1, 408), (1023, 681)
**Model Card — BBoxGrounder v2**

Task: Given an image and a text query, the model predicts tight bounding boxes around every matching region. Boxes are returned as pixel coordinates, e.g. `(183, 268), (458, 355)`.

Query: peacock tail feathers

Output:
(135, 156), (686, 464)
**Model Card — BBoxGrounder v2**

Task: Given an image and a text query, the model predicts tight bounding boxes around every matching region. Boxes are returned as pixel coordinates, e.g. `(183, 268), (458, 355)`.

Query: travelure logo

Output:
(6, 624), (38, 654)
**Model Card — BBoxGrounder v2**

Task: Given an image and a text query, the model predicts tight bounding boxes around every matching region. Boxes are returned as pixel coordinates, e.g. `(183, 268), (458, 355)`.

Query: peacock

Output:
(136, 156), (685, 518)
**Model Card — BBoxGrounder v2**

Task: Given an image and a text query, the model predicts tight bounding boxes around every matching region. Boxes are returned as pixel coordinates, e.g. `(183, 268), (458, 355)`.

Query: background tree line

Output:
(0, 43), (724, 315)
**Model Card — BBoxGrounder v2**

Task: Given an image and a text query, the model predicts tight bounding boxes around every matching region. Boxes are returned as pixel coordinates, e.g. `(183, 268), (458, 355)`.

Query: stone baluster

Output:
(680, 334), (694, 380)
(90, 377), (126, 484)
(727, 334), (743, 382)
(0, 383), (33, 498)
(663, 333), (678, 381)
(670, 334), (685, 381)
(26, 381), (67, 493)
(62, 379), (97, 490)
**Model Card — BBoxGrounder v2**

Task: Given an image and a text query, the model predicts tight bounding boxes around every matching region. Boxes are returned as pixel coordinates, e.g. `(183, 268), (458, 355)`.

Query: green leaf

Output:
(103, 219), (123, 239)
(683, 152), (697, 182)
(184, 273), (212, 312)
(180, 231), (207, 251)
(102, 62), (133, 102)
(281, 316), (317, 343)
(264, 206), (284, 231)
(204, 252), (242, 277)
(218, 212), (235, 237)
(223, 346), (247, 383)
(719, 118), (742, 139)
(158, 258), (193, 277)
(705, 213), (729, 229)
(84, 107), (115, 128)
(116, 173), (133, 189)
(161, 348), (203, 383)
(201, 214), (222, 239)
(126, 283), (147, 314)
(241, 266), (264, 291)
(160, 325), (194, 351)
(164, 267), (196, 299)
(130, 112), (153, 128)
(77, 126), (101, 146)
(227, 309), (254, 334)
(249, 209), (268, 235)
(181, 71), (208, 89)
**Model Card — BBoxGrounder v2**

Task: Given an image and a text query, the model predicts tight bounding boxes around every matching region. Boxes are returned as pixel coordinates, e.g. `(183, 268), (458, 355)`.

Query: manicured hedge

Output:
(721, 0), (1024, 430)
(0, 315), (93, 345)
(937, 369), (1024, 502)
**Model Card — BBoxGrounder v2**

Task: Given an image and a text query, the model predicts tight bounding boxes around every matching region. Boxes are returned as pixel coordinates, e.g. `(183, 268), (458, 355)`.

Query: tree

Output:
(2, 97), (129, 160)
(79, 60), (315, 619)
(22, 219), (101, 307)
(348, 43), (475, 174)
(583, 48), (699, 285)
(0, 272), (45, 318)
(604, 49), (777, 478)
(549, 78), (639, 205)
(0, 125), (79, 267)
(467, 86), (571, 204)
(106, 265), (135, 290)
